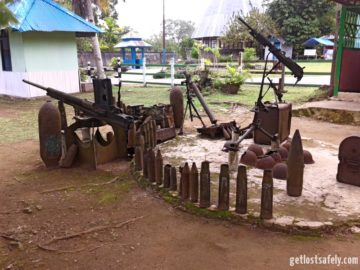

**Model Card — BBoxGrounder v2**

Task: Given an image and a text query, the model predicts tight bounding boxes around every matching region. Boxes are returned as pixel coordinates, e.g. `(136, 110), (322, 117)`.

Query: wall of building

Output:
(9, 32), (26, 72)
(22, 32), (78, 72)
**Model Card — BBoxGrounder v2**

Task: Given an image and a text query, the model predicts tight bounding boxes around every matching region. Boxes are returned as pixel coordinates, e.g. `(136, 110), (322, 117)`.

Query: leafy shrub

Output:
(243, 48), (258, 62)
(218, 54), (233, 63)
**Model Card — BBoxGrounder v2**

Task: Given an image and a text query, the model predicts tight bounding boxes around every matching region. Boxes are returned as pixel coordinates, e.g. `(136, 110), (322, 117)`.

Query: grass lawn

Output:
(0, 84), (324, 144)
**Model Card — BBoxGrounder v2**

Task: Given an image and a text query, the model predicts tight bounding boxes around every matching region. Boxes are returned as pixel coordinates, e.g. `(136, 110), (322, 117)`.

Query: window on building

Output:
(0, 30), (12, 71)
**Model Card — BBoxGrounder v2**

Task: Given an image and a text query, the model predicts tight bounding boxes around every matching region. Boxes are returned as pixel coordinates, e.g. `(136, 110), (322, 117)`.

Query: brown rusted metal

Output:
(189, 163), (199, 203)
(235, 165), (247, 214)
(134, 146), (142, 171)
(147, 149), (156, 183)
(197, 121), (237, 139)
(164, 164), (171, 188)
(151, 120), (157, 147)
(287, 129), (304, 197)
(303, 150), (315, 164)
(240, 150), (258, 167)
(337, 136), (360, 187)
(127, 123), (136, 149)
(229, 131), (240, 172)
(180, 163), (190, 200)
(38, 101), (62, 168)
(164, 105), (175, 128)
(269, 152), (282, 163)
(156, 128), (176, 143)
(272, 163), (288, 180)
(60, 143), (78, 168)
(155, 149), (163, 185)
(170, 166), (178, 191)
(248, 144), (264, 157)
(260, 170), (273, 220)
(281, 141), (291, 151)
(218, 164), (230, 211)
(169, 87), (184, 128)
(256, 156), (276, 170)
(199, 161), (211, 208)
(58, 100), (68, 131)
(278, 146), (289, 161)
(143, 150), (149, 178)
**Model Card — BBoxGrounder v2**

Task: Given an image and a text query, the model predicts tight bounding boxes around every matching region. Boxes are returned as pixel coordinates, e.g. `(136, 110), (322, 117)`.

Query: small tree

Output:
(0, 0), (17, 28)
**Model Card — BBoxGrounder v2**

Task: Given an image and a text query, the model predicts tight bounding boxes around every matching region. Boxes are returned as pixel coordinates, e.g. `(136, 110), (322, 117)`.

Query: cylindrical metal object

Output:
(134, 146), (142, 171)
(260, 170), (273, 220)
(170, 166), (177, 191)
(180, 163), (190, 200)
(235, 165), (247, 214)
(287, 129), (304, 197)
(147, 122), (153, 149)
(155, 149), (163, 185)
(151, 120), (157, 147)
(127, 123), (136, 148)
(189, 162), (199, 203)
(218, 164), (230, 211)
(163, 164), (171, 188)
(142, 150), (149, 179)
(38, 100), (62, 168)
(229, 131), (239, 172)
(147, 149), (156, 183)
(165, 105), (175, 128)
(199, 161), (211, 208)
(169, 87), (184, 128)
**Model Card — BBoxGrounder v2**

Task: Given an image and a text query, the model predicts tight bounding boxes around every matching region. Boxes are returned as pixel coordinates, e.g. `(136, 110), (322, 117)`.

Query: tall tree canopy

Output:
(0, 0), (17, 28)
(265, 0), (336, 56)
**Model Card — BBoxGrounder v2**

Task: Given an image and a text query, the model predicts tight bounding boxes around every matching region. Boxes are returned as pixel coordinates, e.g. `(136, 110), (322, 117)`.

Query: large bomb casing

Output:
(218, 164), (230, 211)
(189, 163), (199, 203)
(235, 165), (248, 214)
(169, 87), (184, 128)
(180, 163), (190, 200)
(287, 129), (304, 197)
(199, 161), (211, 208)
(260, 170), (273, 220)
(155, 149), (163, 185)
(38, 101), (62, 168)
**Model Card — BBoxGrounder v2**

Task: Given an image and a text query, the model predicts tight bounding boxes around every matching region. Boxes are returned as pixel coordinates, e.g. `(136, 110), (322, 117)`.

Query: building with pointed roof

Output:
(0, 0), (102, 98)
(192, 0), (263, 48)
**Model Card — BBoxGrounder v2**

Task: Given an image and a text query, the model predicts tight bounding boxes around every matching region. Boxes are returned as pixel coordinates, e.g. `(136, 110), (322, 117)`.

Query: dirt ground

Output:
(0, 106), (360, 269)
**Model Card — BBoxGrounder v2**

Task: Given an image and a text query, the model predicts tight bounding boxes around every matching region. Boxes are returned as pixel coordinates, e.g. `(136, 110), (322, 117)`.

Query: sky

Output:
(116, 0), (212, 39)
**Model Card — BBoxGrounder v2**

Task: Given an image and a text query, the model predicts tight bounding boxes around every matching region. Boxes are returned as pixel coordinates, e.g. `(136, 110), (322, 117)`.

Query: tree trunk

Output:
(73, 0), (106, 79)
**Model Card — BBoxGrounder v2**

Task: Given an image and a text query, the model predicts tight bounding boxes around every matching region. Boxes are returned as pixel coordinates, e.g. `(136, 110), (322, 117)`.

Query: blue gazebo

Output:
(115, 32), (152, 68)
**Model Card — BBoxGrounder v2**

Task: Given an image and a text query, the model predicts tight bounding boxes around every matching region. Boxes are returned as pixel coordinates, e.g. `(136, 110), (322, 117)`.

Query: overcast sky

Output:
(116, 0), (212, 38)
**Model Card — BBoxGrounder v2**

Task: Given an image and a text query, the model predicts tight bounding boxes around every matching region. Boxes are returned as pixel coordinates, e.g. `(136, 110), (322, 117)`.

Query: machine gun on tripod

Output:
(223, 17), (304, 152)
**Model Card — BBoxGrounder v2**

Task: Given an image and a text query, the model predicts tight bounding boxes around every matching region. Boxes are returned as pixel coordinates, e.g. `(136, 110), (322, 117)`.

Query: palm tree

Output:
(0, 0), (17, 28)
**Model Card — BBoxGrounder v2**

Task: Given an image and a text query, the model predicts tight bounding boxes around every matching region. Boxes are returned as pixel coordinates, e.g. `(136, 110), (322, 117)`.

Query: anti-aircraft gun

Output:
(222, 17), (304, 152)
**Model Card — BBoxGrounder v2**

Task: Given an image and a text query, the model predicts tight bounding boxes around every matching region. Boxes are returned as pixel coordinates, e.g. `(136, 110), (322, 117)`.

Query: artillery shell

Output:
(151, 120), (157, 147)
(155, 149), (163, 185)
(287, 129), (304, 197)
(165, 105), (175, 128)
(170, 167), (178, 191)
(218, 164), (230, 211)
(127, 124), (136, 148)
(142, 150), (149, 179)
(145, 122), (151, 149)
(260, 170), (273, 220)
(180, 163), (190, 200)
(189, 163), (199, 203)
(235, 165), (247, 214)
(38, 101), (62, 168)
(199, 161), (211, 208)
(163, 164), (171, 188)
(170, 87), (184, 128)
(147, 149), (156, 183)
(134, 146), (143, 171)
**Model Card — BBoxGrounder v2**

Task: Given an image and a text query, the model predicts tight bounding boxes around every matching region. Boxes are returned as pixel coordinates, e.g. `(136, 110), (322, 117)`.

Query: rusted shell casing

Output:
(142, 150), (149, 178)
(169, 87), (184, 128)
(248, 144), (264, 157)
(256, 156), (276, 170)
(163, 164), (171, 188)
(235, 165), (248, 214)
(272, 163), (288, 180)
(218, 164), (230, 211)
(151, 120), (157, 147)
(282, 141), (291, 151)
(303, 150), (315, 164)
(147, 149), (156, 183)
(199, 161), (211, 208)
(127, 124), (136, 148)
(240, 150), (257, 167)
(170, 167), (178, 191)
(147, 122), (153, 149)
(165, 105), (175, 128)
(155, 149), (163, 185)
(180, 163), (190, 200)
(59, 144), (78, 168)
(260, 170), (273, 220)
(337, 136), (360, 186)
(270, 152), (282, 163)
(287, 129), (304, 197)
(189, 163), (199, 203)
(135, 132), (142, 146)
(38, 101), (62, 168)
(134, 146), (143, 171)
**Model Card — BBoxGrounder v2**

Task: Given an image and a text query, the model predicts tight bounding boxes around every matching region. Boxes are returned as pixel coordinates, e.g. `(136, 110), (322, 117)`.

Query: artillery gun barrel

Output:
(23, 80), (134, 129)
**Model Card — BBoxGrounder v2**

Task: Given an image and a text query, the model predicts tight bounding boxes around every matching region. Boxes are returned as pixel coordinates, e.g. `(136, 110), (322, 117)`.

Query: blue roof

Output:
(7, 0), (102, 34)
(303, 38), (334, 47)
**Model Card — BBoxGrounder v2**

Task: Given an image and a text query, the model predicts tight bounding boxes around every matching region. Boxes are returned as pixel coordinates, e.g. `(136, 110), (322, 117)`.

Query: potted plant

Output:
(220, 65), (248, 94)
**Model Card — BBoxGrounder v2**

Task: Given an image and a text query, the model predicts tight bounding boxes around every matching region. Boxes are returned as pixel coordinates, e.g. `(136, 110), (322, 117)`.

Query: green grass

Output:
(0, 84), (324, 145)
